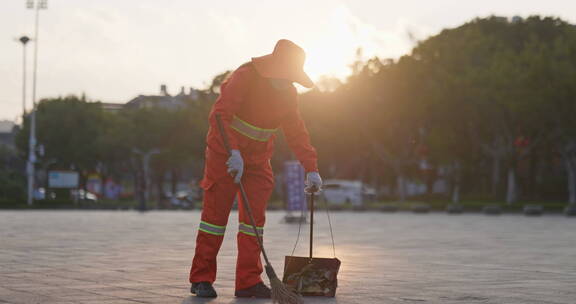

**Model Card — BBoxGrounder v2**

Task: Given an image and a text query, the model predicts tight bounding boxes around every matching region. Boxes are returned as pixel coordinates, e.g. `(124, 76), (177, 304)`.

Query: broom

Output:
(215, 114), (303, 304)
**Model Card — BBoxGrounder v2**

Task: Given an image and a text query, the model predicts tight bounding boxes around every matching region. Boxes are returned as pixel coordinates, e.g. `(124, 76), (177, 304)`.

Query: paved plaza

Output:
(1, 210), (575, 304)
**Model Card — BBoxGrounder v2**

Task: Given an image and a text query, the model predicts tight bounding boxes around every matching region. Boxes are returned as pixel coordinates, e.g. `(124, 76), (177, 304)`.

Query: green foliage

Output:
(0, 171), (25, 202)
(17, 96), (106, 171)
(299, 15), (576, 202)
(0, 144), (25, 203)
(12, 91), (212, 207)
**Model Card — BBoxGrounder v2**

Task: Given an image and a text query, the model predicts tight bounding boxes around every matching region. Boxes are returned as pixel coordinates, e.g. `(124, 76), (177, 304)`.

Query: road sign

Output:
(48, 171), (79, 188)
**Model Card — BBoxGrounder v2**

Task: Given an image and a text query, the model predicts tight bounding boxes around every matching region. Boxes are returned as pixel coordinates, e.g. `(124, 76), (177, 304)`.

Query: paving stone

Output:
(1, 211), (575, 304)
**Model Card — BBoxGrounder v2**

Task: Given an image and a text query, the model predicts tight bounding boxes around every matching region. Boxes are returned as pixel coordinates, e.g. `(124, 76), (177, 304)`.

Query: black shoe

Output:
(235, 282), (271, 298)
(191, 282), (217, 298)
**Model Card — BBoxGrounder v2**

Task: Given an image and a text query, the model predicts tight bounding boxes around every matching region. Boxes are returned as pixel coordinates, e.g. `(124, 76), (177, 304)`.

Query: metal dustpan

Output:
(282, 189), (341, 297)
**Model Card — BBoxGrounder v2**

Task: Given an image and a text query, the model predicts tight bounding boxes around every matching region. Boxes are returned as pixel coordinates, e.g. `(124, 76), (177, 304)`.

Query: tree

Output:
(16, 96), (107, 183)
(409, 16), (576, 204)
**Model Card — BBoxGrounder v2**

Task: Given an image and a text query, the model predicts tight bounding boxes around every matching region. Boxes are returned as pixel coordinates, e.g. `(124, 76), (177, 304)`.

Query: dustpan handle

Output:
(309, 188), (316, 260)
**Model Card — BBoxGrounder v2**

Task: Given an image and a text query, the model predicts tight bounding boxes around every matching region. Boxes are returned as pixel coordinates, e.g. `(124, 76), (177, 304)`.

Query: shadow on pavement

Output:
(181, 296), (272, 303)
(181, 296), (220, 303)
(182, 295), (340, 304)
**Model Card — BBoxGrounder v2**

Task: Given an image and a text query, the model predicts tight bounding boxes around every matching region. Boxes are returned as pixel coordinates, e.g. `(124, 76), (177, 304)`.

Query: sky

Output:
(1, 0), (576, 121)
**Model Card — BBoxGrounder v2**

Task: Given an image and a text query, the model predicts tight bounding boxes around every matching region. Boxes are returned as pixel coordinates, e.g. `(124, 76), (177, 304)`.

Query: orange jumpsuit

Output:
(189, 63), (318, 291)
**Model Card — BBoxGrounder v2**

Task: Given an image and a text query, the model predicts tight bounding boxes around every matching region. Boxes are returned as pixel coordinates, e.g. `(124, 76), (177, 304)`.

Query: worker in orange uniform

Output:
(189, 39), (323, 298)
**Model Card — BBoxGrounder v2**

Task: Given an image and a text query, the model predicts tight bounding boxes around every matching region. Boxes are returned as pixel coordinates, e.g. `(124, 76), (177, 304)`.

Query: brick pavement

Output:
(1, 211), (575, 304)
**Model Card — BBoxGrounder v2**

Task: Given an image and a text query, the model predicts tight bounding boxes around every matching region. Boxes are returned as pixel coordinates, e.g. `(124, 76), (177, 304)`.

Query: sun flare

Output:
(303, 6), (383, 84)
(302, 5), (415, 86)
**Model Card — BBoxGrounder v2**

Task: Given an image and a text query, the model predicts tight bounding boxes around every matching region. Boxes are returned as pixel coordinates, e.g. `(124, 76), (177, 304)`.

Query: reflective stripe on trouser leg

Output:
(238, 222), (263, 237)
(199, 221), (226, 236)
(236, 162), (274, 291)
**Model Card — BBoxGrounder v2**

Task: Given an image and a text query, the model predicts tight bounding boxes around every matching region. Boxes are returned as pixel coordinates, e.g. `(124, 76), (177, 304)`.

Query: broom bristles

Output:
(270, 276), (303, 304)
(266, 265), (303, 304)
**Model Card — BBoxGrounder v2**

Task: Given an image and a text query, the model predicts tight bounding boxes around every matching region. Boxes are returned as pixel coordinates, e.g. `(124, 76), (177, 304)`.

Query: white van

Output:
(322, 180), (365, 205)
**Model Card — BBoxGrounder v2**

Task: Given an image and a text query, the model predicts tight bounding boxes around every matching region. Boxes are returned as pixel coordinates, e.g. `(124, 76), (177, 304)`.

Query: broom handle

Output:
(215, 115), (272, 266)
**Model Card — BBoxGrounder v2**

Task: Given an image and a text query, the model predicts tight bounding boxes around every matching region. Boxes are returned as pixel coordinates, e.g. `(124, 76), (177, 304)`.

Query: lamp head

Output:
(26, 0), (48, 9)
(19, 36), (31, 45)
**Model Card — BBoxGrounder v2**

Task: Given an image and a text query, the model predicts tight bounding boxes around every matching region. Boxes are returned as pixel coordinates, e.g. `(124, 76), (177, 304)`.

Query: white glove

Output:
(226, 150), (244, 183)
(305, 172), (323, 193)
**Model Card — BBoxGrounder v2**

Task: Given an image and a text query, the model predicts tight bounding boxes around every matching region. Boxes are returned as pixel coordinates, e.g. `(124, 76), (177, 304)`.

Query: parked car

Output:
(164, 190), (198, 209)
(322, 180), (373, 205)
(34, 187), (46, 200)
(71, 189), (98, 202)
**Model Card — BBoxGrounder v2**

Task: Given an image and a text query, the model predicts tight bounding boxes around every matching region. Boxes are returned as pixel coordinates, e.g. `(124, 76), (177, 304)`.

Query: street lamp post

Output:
(18, 36), (30, 116)
(133, 148), (161, 211)
(26, 0), (48, 206)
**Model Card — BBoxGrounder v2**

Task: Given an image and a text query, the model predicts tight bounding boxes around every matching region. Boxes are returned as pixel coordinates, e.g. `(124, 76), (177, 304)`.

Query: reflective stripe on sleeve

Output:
(230, 115), (277, 142)
(238, 222), (264, 237)
(199, 221), (226, 236)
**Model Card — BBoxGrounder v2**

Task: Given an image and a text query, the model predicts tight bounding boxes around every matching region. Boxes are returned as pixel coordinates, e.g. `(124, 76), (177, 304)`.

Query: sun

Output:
(300, 5), (412, 87)
(305, 45), (356, 83)
(300, 5), (384, 86)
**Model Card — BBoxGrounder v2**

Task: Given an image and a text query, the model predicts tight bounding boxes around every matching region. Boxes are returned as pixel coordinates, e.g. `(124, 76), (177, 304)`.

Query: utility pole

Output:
(26, 0), (48, 206)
